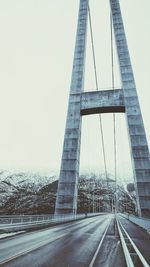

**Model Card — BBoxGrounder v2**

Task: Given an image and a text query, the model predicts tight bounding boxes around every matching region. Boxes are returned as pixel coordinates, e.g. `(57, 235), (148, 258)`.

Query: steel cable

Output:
(110, 13), (117, 212)
(88, 5), (108, 185)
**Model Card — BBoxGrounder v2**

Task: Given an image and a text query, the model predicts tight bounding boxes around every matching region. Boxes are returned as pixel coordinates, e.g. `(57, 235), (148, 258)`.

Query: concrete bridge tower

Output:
(55, 0), (150, 218)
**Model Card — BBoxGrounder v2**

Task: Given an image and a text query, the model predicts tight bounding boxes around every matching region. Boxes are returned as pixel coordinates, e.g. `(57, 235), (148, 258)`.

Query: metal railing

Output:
(119, 213), (150, 232)
(0, 212), (103, 226)
(0, 215), (53, 225)
(116, 218), (149, 267)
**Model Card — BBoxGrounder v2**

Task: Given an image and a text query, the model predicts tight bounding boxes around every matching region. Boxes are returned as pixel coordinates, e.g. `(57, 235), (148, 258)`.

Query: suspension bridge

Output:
(0, 0), (150, 266)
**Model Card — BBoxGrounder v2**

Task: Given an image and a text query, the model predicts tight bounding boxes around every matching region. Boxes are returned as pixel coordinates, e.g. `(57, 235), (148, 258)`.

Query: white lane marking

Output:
(89, 220), (111, 267)
(0, 233), (66, 265)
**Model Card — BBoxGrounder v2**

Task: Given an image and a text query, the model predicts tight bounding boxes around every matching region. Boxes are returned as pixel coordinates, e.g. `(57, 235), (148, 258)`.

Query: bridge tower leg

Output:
(110, 0), (150, 217)
(54, 0), (89, 216)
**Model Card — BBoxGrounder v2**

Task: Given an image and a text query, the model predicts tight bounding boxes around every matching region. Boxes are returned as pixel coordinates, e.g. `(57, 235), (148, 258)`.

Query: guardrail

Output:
(0, 212), (104, 226)
(0, 215), (53, 225)
(117, 218), (149, 267)
(119, 213), (150, 232)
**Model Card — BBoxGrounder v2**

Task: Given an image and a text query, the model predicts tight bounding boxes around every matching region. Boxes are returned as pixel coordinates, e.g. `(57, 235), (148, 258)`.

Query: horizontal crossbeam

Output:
(80, 89), (125, 116)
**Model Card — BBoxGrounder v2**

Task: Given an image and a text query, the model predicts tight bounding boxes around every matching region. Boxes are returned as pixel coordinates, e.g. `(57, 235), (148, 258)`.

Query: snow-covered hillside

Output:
(0, 170), (135, 215)
(0, 169), (58, 213)
(0, 169), (57, 189)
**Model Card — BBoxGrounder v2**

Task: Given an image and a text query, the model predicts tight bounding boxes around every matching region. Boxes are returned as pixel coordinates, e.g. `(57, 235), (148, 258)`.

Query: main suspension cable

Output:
(88, 5), (108, 184)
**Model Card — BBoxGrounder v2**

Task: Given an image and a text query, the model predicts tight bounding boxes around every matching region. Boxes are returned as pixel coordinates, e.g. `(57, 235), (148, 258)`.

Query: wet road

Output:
(0, 214), (112, 267)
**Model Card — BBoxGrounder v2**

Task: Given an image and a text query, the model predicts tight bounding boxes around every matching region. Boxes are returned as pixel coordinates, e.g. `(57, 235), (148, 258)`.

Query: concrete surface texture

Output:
(81, 89), (125, 115)
(55, 0), (89, 215)
(110, 0), (150, 217)
(55, 0), (150, 217)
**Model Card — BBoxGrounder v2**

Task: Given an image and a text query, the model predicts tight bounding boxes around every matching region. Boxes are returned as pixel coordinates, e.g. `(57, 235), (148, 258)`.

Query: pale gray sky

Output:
(0, 0), (150, 181)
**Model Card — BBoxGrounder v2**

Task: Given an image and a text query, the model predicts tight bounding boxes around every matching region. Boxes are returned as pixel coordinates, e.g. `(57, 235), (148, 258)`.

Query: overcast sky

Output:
(0, 0), (150, 181)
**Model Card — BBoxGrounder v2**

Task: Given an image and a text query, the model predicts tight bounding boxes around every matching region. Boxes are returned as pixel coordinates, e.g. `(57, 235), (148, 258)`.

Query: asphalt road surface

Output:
(0, 214), (113, 267)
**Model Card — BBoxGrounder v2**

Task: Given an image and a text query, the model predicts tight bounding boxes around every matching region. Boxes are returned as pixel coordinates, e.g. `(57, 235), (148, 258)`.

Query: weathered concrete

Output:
(110, 0), (150, 217)
(81, 89), (125, 115)
(55, 0), (150, 217)
(55, 0), (89, 215)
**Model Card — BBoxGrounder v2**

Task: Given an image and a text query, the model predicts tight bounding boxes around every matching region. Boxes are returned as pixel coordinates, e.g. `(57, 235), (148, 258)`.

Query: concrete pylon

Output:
(55, 0), (150, 218)
(54, 0), (89, 216)
(110, 0), (150, 218)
